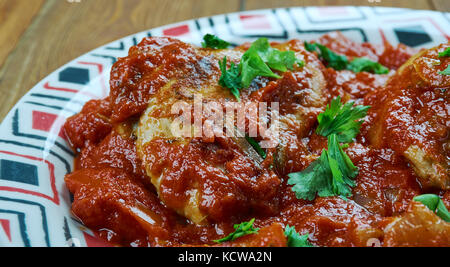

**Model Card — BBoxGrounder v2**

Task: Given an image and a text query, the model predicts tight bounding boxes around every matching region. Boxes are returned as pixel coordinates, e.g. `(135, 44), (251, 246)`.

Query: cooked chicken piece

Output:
(249, 40), (328, 175)
(367, 43), (450, 190)
(134, 38), (276, 224)
(404, 145), (448, 190)
(383, 201), (450, 247)
(134, 37), (328, 224)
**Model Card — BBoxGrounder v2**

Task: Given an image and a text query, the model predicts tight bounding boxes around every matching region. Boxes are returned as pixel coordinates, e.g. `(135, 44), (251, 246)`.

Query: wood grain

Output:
(0, 0), (44, 68)
(0, 0), (446, 122)
(431, 0), (450, 12)
(244, 0), (435, 10)
(0, 0), (241, 121)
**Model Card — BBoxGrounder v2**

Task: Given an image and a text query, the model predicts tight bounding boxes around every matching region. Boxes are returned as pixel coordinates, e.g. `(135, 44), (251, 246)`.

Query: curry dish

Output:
(63, 32), (450, 247)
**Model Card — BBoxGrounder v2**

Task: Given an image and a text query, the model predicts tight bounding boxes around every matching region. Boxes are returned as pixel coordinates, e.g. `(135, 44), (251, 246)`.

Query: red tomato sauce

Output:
(63, 33), (450, 247)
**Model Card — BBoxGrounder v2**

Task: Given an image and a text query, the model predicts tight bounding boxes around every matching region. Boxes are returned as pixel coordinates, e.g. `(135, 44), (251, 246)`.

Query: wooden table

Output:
(0, 0), (448, 122)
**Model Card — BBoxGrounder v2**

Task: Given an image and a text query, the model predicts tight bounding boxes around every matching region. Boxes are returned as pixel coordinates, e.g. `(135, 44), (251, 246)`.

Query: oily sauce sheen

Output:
(64, 32), (450, 247)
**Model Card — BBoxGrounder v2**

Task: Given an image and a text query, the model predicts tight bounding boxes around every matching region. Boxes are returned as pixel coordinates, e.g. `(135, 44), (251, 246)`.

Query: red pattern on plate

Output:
(32, 111), (57, 132)
(317, 7), (350, 16)
(163, 24), (190, 37)
(239, 14), (271, 30)
(0, 219), (11, 242)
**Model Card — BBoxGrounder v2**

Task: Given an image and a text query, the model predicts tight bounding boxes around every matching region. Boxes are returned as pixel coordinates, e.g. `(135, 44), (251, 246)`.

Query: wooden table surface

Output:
(0, 0), (448, 122)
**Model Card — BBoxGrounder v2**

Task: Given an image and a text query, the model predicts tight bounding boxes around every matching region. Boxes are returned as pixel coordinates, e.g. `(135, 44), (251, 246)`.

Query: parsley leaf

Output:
(287, 134), (358, 201)
(245, 136), (267, 159)
(347, 57), (389, 74)
(219, 38), (305, 100)
(436, 47), (450, 75)
(240, 46), (281, 88)
(438, 47), (450, 58)
(413, 194), (450, 222)
(304, 42), (318, 53)
(288, 150), (333, 201)
(327, 135), (357, 195)
(214, 218), (259, 243)
(438, 65), (450, 76)
(288, 97), (365, 201)
(248, 38), (301, 72)
(284, 225), (314, 247)
(304, 41), (389, 74)
(218, 57), (242, 101)
(202, 34), (230, 49)
(316, 96), (370, 143)
(304, 42), (349, 70)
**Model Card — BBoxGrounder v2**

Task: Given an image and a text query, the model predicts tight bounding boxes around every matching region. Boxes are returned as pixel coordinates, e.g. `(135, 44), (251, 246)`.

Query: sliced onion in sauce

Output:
(353, 193), (374, 208)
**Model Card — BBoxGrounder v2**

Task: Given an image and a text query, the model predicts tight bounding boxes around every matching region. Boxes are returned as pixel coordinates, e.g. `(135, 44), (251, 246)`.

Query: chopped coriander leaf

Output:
(288, 150), (333, 201)
(202, 34), (230, 49)
(436, 200), (450, 222)
(304, 41), (389, 74)
(240, 38), (305, 87)
(245, 136), (267, 159)
(327, 134), (357, 195)
(316, 96), (370, 143)
(214, 218), (259, 243)
(304, 42), (349, 70)
(413, 194), (450, 222)
(247, 38), (302, 72)
(296, 58), (306, 68)
(316, 44), (349, 70)
(288, 134), (358, 201)
(304, 41), (317, 53)
(284, 225), (314, 247)
(439, 65), (450, 76)
(219, 38), (305, 99)
(438, 47), (450, 58)
(347, 57), (389, 75)
(240, 46), (281, 88)
(218, 57), (242, 101)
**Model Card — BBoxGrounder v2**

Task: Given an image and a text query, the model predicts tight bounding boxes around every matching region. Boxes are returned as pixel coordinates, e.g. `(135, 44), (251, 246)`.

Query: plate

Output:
(0, 6), (449, 247)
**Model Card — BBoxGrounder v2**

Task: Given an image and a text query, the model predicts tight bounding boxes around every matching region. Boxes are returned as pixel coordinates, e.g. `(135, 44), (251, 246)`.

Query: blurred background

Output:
(0, 0), (449, 121)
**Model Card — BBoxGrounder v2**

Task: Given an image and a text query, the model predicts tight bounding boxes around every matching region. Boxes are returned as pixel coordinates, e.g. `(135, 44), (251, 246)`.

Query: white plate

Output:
(0, 6), (449, 247)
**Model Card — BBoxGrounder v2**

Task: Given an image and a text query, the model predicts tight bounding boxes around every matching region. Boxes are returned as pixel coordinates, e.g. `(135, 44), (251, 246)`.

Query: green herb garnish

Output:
(413, 194), (450, 222)
(245, 136), (267, 159)
(219, 38), (305, 100)
(438, 47), (450, 58)
(219, 57), (241, 101)
(239, 39), (282, 88)
(316, 96), (370, 143)
(438, 65), (450, 76)
(304, 41), (389, 74)
(304, 42), (318, 54)
(287, 96), (368, 201)
(287, 134), (358, 201)
(202, 34), (230, 49)
(304, 42), (349, 70)
(246, 38), (303, 74)
(347, 57), (389, 74)
(214, 218), (259, 243)
(288, 97), (368, 201)
(284, 225), (314, 247)
(436, 47), (450, 75)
